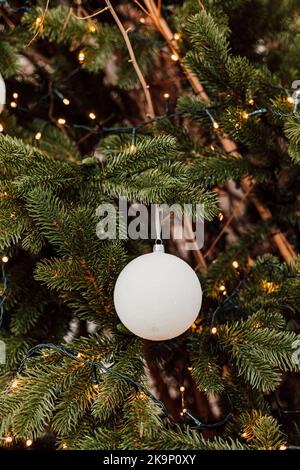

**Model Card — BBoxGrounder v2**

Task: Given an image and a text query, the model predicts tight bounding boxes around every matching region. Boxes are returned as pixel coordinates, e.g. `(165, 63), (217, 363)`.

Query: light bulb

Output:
(179, 386), (185, 392)
(35, 132), (42, 140)
(248, 98), (254, 105)
(88, 24), (97, 33)
(242, 111), (249, 119)
(35, 17), (42, 26)
(130, 144), (137, 153)
(163, 92), (170, 99)
(218, 212), (224, 221)
(0, 124), (4, 133)
(174, 32), (181, 40)
(63, 98), (70, 106)
(2, 255), (9, 263)
(171, 53), (179, 61)
(57, 118), (66, 125)
(10, 101), (17, 108)
(78, 51), (85, 64)
(232, 260), (239, 269)
(213, 121), (219, 129)
(287, 96), (294, 104)
(12, 92), (18, 99)
(26, 439), (33, 447)
(219, 285), (226, 292)
(5, 436), (13, 443)
(89, 112), (96, 120)
(211, 327), (217, 335)
(139, 17), (145, 24)
(279, 445), (287, 451)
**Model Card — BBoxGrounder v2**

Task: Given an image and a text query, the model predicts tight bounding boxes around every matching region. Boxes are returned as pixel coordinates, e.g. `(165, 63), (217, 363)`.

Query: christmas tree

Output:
(0, 0), (300, 451)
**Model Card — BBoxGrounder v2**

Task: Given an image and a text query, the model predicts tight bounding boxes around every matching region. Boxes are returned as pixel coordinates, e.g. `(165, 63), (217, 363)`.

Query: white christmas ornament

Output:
(114, 244), (202, 341)
(0, 73), (6, 115)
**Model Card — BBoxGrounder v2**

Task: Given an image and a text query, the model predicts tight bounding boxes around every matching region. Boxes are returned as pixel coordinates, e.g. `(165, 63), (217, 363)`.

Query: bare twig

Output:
(27, 0), (50, 47)
(143, 0), (297, 263)
(72, 6), (109, 20)
(105, 0), (155, 119)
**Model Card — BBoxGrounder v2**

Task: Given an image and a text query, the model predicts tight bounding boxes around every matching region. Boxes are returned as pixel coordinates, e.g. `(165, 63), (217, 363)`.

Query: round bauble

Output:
(114, 248), (202, 341)
(0, 73), (6, 115)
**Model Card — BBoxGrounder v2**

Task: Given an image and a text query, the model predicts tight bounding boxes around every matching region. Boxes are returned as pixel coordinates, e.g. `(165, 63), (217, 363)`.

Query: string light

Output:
(171, 53), (179, 62)
(139, 17), (145, 24)
(232, 260), (239, 269)
(78, 51), (85, 64)
(89, 112), (96, 120)
(5, 436), (13, 443)
(218, 212), (224, 221)
(213, 121), (219, 129)
(11, 378), (19, 389)
(88, 24), (97, 33)
(130, 144), (137, 153)
(219, 284), (226, 292)
(248, 98), (254, 105)
(62, 442), (68, 449)
(12, 92), (19, 99)
(187, 366), (193, 372)
(0, 124), (3, 133)
(242, 111), (249, 120)
(210, 144), (215, 150)
(2, 256), (9, 263)
(279, 445), (287, 451)
(57, 118), (66, 125)
(35, 132), (42, 140)
(62, 98), (70, 106)
(173, 32), (181, 41)
(211, 327), (217, 334)
(179, 386), (185, 392)
(35, 17), (42, 26)
(241, 432), (248, 438)
(163, 92), (170, 99)
(25, 439), (33, 447)
(287, 96), (294, 104)
(10, 101), (17, 108)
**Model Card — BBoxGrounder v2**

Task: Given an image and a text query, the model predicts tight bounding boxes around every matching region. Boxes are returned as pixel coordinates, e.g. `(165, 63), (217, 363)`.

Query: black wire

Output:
(17, 342), (235, 429)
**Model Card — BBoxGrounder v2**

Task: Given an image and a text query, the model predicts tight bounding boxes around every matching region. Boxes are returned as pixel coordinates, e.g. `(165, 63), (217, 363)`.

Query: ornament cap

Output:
(153, 241), (165, 253)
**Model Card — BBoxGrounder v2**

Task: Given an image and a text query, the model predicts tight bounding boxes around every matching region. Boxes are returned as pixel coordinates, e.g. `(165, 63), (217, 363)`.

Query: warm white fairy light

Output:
(35, 17), (42, 26)
(287, 96), (294, 104)
(248, 98), (254, 105)
(10, 101), (17, 108)
(89, 112), (96, 120)
(35, 132), (42, 140)
(57, 118), (66, 125)
(78, 51), (85, 64)
(139, 17), (146, 24)
(279, 445), (287, 451)
(242, 111), (249, 120)
(179, 386), (185, 392)
(213, 121), (219, 129)
(63, 98), (70, 106)
(130, 144), (137, 153)
(0, 124), (4, 133)
(232, 260), (239, 269)
(12, 92), (19, 99)
(219, 284), (226, 292)
(171, 53), (179, 61)
(62, 442), (68, 449)
(88, 24), (97, 33)
(218, 212), (224, 221)
(163, 92), (170, 99)
(26, 439), (33, 447)
(211, 327), (217, 335)
(5, 436), (13, 443)
(174, 32), (181, 41)
(187, 366), (193, 372)
(2, 255), (9, 263)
